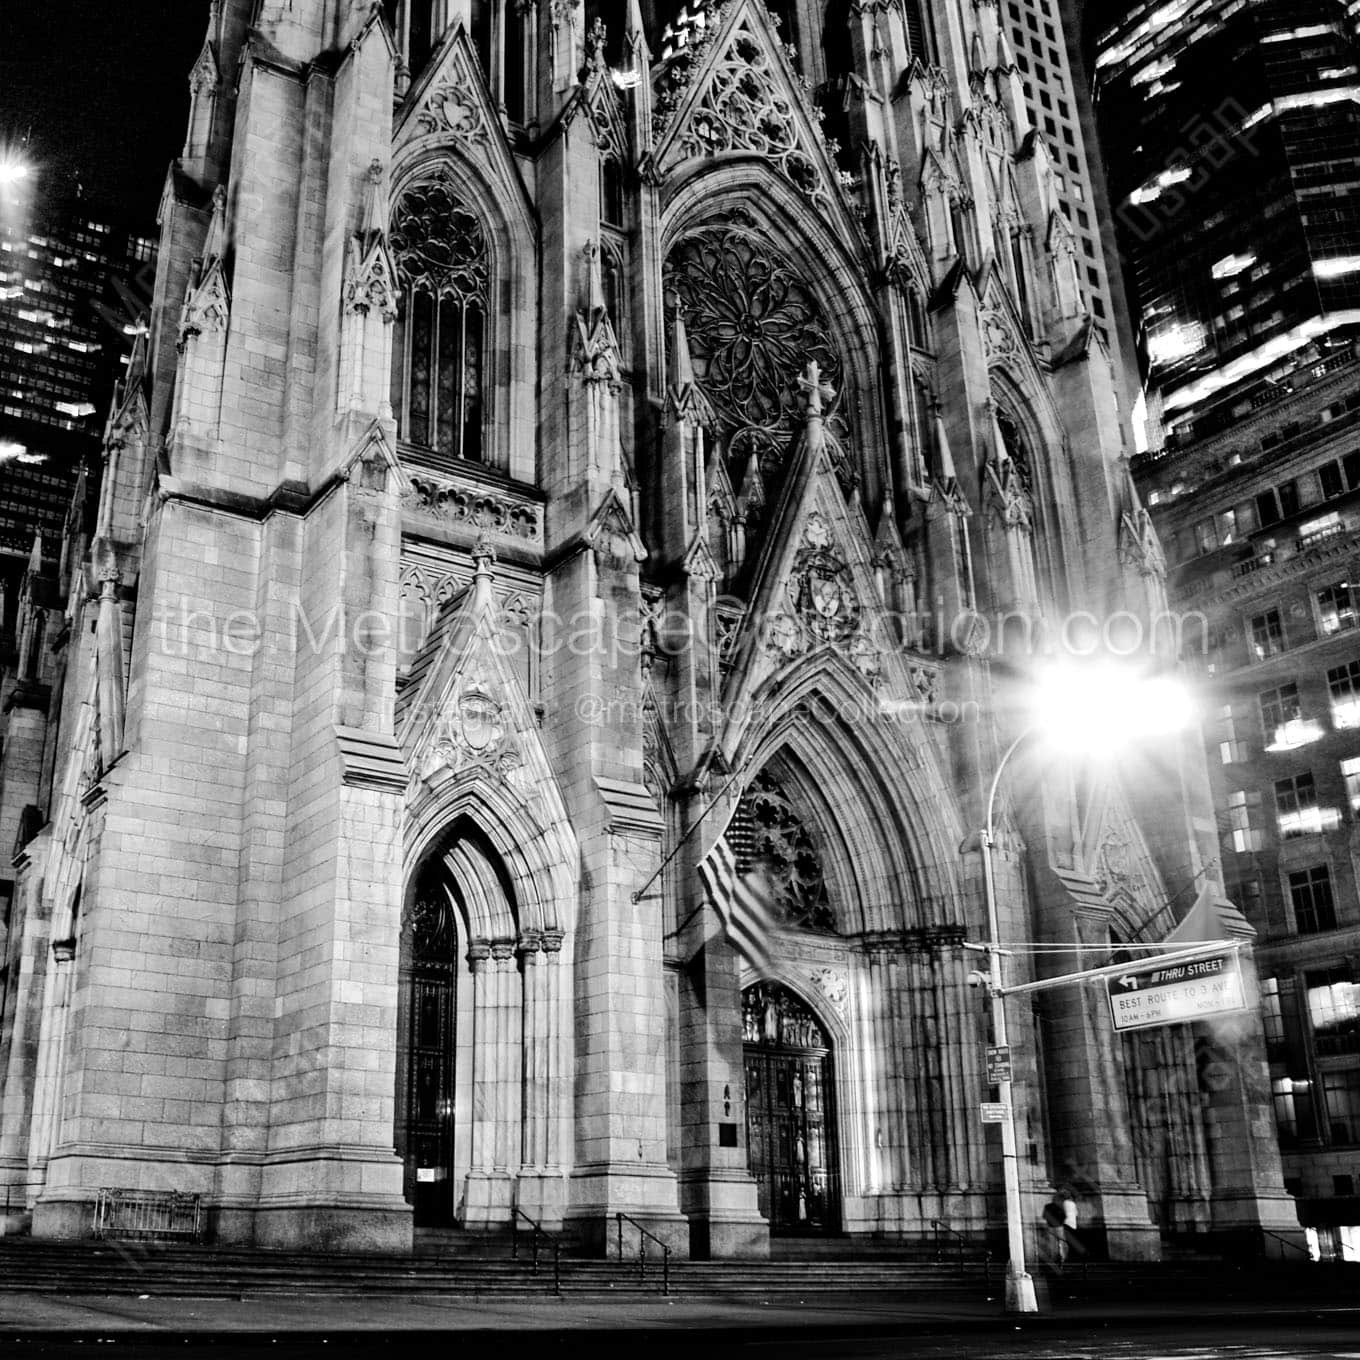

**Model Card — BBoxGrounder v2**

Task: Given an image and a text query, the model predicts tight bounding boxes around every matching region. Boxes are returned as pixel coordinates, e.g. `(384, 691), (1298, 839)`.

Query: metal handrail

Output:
(615, 1212), (671, 1295)
(1261, 1227), (1313, 1262)
(511, 1206), (562, 1295)
(931, 1218), (993, 1281)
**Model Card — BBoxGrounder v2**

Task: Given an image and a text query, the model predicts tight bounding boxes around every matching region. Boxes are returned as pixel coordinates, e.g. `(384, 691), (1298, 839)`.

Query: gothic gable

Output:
(721, 366), (935, 715)
(577, 59), (630, 164)
(398, 549), (571, 837)
(394, 20), (535, 238)
(650, 0), (857, 239)
(1080, 779), (1173, 932)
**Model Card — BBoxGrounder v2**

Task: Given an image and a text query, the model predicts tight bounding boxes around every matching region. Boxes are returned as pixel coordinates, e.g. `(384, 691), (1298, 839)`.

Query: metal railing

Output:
(616, 1212), (671, 1295)
(930, 1218), (993, 1281)
(92, 1188), (202, 1242)
(510, 1206), (562, 1295)
(1261, 1227), (1315, 1262)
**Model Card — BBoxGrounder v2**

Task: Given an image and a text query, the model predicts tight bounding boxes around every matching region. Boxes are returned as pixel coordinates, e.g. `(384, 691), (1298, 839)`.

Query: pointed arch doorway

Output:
(742, 982), (842, 1235)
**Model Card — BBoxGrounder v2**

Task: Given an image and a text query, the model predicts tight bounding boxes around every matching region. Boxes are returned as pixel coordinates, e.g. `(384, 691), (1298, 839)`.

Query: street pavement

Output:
(2, 1283), (1360, 1358)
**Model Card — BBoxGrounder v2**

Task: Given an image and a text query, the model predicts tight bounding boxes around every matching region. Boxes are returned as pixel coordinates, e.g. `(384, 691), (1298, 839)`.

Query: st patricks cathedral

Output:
(0, 0), (1301, 1259)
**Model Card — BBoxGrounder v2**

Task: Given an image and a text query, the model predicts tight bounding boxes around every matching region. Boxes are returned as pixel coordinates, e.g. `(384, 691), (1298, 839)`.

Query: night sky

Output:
(0, 0), (207, 223)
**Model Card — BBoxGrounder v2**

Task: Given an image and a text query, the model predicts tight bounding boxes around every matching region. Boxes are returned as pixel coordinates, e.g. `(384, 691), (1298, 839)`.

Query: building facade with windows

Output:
(1133, 350), (1360, 1256)
(1089, 0), (1360, 449)
(0, 0), (1298, 1260)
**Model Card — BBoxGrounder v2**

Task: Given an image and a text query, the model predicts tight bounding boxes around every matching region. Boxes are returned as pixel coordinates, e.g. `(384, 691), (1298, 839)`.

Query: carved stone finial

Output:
(797, 360), (836, 419)
(473, 535), (497, 576)
(361, 159), (386, 239)
(588, 15), (609, 70)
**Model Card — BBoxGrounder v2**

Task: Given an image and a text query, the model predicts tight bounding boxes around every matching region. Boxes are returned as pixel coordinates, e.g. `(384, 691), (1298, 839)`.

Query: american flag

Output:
(696, 835), (781, 973)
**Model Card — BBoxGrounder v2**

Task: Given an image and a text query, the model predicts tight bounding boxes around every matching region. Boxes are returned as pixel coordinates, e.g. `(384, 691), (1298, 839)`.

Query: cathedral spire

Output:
(665, 294), (715, 429)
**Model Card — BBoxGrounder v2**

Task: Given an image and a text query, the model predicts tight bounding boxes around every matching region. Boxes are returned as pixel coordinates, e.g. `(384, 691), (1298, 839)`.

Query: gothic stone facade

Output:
(0, 0), (1299, 1258)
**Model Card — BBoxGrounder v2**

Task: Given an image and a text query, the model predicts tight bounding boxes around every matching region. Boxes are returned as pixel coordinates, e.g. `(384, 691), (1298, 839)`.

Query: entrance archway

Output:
(742, 982), (841, 1235)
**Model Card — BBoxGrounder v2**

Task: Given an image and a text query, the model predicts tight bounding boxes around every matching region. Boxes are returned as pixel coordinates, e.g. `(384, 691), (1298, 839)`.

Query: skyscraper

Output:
(0, 0), (1297, 1267)
(1092, 0), (1360, 445)
(1099, 0), (1360, 1258)
(0, 182), (157, 625)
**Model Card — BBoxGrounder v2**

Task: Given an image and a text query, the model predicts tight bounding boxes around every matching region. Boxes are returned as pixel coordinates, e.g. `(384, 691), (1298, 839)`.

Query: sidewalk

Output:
(2, 1282), (1358, 1346)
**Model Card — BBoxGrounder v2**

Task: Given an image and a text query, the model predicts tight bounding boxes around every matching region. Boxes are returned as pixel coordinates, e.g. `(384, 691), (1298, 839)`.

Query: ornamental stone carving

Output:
(809, 966), (848, 1017)
(401, 475), (543, 542)
(428, 671), (522, 782)
(741, 981), (831, 1047)
(791, 513), (860, 646)
(416, 78), (492, 145)
(664, 224), (843, 469)
(980, 306), (1019, 366)
(663, 18), (834, 215)
(390, 177), (488, 305)
(731, 768), (836, 933)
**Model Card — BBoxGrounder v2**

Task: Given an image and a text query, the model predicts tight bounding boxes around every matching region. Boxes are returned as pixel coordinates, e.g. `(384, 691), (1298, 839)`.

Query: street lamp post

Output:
(980, 726), (1038, 1315)
(972, 659), (1198, 1313)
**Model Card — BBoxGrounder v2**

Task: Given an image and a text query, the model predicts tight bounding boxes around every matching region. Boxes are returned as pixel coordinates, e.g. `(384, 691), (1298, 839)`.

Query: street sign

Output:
(986, 1045), (1013, 1085)
(980, 1102), (1009, 1123)
(1106, 950), (1248, 1032)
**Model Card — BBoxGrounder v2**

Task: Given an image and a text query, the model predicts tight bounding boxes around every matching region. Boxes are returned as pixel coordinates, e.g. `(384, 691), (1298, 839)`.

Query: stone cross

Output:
(798, 360), (836, 418)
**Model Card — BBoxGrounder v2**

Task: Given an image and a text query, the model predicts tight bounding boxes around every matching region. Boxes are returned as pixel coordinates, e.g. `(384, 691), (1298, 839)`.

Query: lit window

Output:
(1250, 608), (1285, 659)
(1260, 682), (1300, 738)
(1289, 865), (1337, 934)
(1228, 788), (1265, 852)
(1328, 660), (1360, 728)
(1322, 1070), (1360, 1144)
(1275, 772), (1337, 838)
(1272, 1076), (1300, 1140)
(1260, 976), (1286, 1048)
(1306, 967), (1360, 1056)
(1317, 580), (1359, 636)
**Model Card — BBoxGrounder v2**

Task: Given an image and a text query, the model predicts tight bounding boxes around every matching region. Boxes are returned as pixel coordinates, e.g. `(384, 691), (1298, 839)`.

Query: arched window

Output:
(995, 408), (1033, 494)
(907, 290), (929, 349)
(766, 0), (802, 69)
(470, 0), (492, 76)
(407, 0), (436, 78)
(390, 179), (489, 464)
(903, 0), (935, 64)
(600, 244), (625, 336)
(505, 3), (528, 124)
(600, 158), (625, 228)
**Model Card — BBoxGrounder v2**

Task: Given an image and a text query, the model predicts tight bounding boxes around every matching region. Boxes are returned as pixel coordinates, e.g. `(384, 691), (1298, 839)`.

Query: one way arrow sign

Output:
(1106, 951), (1247, 1032)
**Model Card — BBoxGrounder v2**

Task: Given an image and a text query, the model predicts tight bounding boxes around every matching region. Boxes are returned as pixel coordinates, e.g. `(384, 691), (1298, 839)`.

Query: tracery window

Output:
(601, 159), (625, 228)
(664, 225), (843, 472)
(600, 243), (625, 348)
(995, 409), (1033, 495)
(390, 178), (489, 464)
(727, 768), (836, 933)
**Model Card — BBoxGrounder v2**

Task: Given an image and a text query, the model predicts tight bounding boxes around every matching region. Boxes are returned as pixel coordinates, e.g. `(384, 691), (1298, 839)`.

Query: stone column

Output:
(27, 938), (75, 1200)
(463, 939), (498, 1223)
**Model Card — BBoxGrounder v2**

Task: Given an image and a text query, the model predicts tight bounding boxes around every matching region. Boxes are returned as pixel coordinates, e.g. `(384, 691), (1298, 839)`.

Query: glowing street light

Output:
(0, 160), (31, 188)
(977, 658), (1196, 1314)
